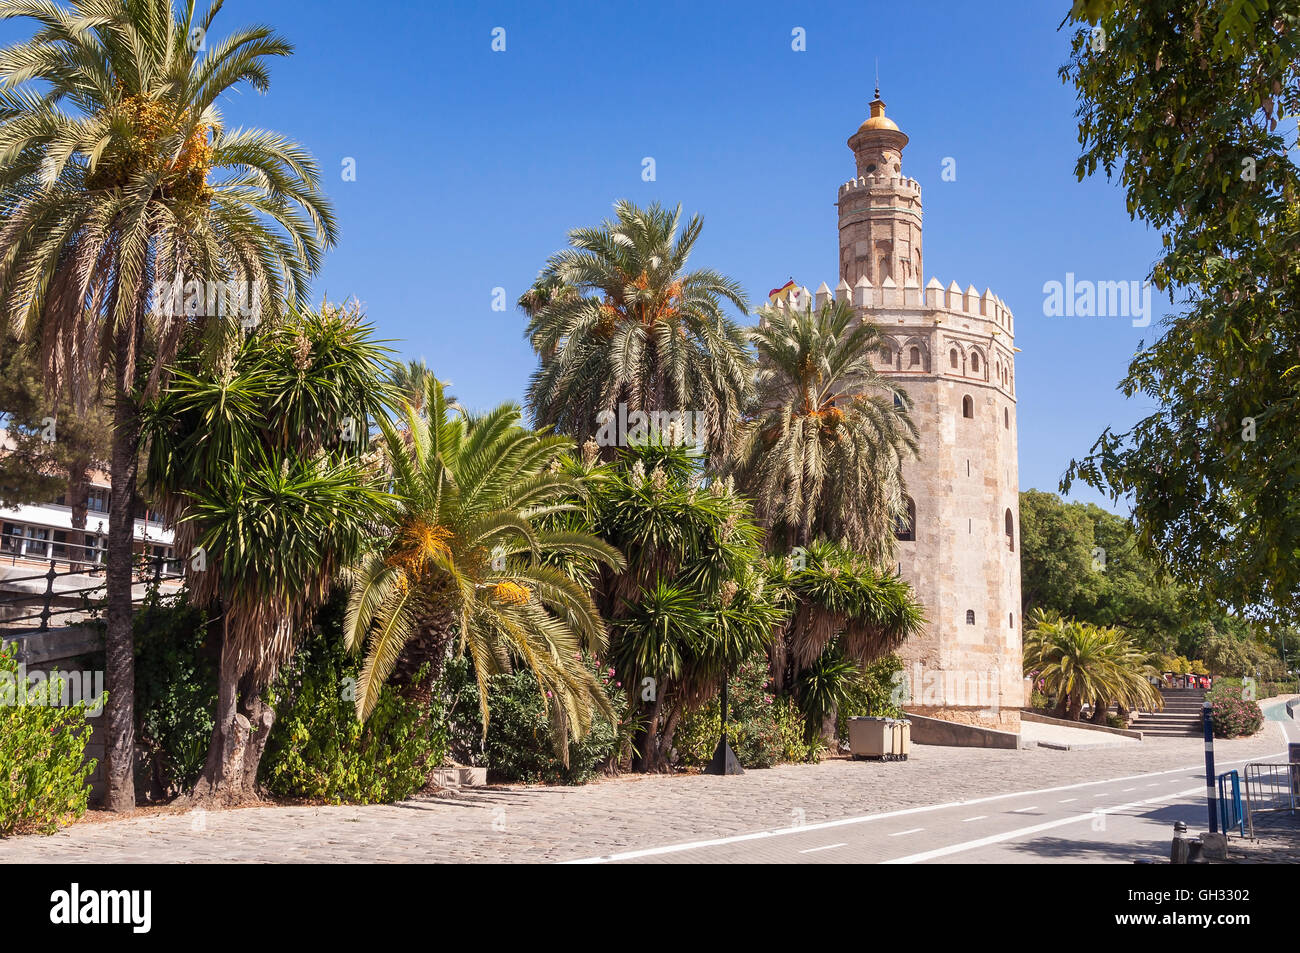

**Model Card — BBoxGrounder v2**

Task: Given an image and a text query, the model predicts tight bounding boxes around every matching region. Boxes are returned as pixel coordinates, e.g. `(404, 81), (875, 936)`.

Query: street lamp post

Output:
(705, 666), (742, 776)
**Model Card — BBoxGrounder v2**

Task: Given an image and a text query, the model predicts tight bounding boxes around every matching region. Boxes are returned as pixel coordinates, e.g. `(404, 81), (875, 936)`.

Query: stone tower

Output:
(834, 91), (1023, 731)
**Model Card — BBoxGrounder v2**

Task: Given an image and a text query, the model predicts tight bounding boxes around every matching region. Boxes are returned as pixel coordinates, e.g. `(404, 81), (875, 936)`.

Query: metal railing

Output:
(1217, 769), (1244, 836)
(0, 553), (185, 631)
(1243, 761), (1298, 840)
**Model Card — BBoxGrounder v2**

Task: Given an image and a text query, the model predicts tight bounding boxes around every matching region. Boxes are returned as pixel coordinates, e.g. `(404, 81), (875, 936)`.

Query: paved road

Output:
(576, 700), (1300, 864)
(1, 706), (1293, 863)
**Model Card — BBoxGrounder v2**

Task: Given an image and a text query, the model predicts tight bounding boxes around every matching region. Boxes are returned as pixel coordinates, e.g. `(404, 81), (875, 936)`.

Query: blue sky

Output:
(4, 0), (1168, 508)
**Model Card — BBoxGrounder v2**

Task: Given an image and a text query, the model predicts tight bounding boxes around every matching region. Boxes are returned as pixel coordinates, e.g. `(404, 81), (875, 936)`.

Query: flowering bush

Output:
(0, 644), (97, 835)
(1206, 694), (1264, 738)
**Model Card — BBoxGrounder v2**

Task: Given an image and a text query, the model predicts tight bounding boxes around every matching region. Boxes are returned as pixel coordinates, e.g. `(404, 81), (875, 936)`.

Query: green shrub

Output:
(0, 645), (96, 835)
(673, 653), (819, 768)
(132, 594), (217, 796)
(442, 655), (624, 785)
(260, 597), (446, 803)
(837, 654), (905, 723)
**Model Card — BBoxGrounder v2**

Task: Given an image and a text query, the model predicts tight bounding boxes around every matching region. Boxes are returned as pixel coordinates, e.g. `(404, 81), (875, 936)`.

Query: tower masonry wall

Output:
(791, 277), (1024, 730)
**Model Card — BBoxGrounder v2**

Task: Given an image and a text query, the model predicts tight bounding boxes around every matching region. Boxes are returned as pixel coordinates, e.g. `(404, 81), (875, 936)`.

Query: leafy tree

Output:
(1018, 489), (1257, 656)
(522, 200), (753, 459)
(343, 377), (625, 762)
(1059, 0), (1300, 621)
(0, 337), (110, 561)
(1194, 628), (1287, 680)
(140, 304), (389, 804)
(733, 299), (918, 562)
(0, 0), (337, 810)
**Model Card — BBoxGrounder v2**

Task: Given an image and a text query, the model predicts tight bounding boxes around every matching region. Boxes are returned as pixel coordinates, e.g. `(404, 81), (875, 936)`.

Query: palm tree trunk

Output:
(103, 326), (141, 812)
(1052, 689), (1070, 719)
(1067, 692), (1084, 721)
(391, 611), (457, 706)
(66, 458), (90, 570)
(636, 690), (665, 772)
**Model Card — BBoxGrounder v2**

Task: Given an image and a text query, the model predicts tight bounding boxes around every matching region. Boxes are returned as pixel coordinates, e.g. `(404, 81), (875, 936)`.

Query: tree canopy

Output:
(1060, 0), (1300, 621)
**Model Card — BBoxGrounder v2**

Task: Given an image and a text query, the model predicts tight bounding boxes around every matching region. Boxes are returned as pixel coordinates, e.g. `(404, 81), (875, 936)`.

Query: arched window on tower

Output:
(949, 348), (958, 369)
(962, 395), (973, 418)
(878, 257), (890, 281)
(880, 345), (891, 364)
(965, 610), (976, 625)
(1004, 407), (1010, 429)
(894, 496), (916, 542)
(1005, 508), (1015, 552)
(971, 351), (980, 373)
(909, 346), (920, 367)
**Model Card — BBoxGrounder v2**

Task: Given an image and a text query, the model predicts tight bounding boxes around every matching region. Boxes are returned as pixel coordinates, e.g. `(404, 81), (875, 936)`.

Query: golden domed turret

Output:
(857, 88), (899, 133)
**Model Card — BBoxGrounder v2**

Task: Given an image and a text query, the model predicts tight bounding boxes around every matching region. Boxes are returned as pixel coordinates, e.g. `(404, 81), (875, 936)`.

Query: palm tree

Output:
(344, 376), (626, 760)
(735, 298), (919, 563)
(140, 303), (391, 803)
(388, 359), (435, 415)
(522, 200), (753, 459)
(1023, 610), (1162, 721)
(0, 0), (336, 809)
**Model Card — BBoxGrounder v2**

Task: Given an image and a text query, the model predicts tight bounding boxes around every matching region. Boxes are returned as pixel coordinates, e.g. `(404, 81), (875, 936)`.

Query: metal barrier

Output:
(1243, 761), (1297, 840)
(1217, 769), (1244, 836)
(0, 555), (184, 631)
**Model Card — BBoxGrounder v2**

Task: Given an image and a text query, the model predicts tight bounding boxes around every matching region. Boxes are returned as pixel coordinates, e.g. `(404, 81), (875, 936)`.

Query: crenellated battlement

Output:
(770, 276), (1015, 339)
(838, 174), (921, 198)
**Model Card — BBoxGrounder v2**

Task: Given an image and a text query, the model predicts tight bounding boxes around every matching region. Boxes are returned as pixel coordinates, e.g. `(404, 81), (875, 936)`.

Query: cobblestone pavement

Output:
(0, 723), (1289, 864)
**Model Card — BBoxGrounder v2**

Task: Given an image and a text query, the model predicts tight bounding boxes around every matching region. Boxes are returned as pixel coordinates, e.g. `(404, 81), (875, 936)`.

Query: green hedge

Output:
(0, 645), (96, 836)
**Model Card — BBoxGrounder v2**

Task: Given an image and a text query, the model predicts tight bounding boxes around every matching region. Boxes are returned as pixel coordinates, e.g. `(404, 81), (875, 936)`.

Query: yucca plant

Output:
(791, 640), (866, 743)
(576, 443), (782, 771)
(140, 303), (392, 803)
(761, 543), (923, 744)
(766, 540), (925, 686)
(522, 200), (753, 459)
(344, 376), (626, 762)
(0, 0), (336, 809)
(735, 299), (918, 562)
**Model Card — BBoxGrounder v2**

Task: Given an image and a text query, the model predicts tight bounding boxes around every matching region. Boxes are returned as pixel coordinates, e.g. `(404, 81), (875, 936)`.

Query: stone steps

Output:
(1132, 689), (1206, 737)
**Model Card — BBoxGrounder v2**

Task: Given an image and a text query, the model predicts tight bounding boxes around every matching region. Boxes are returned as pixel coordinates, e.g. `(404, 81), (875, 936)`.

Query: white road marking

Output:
(563, 751), (1285, 864)
(882, 785), (1205, 865)
(1121, 787), (1136, 792)
(798, 843), (846, 854)
(962, 815), (987, 822)
(1059, 798), (1078, 803)
(1012, 806), (1037, 813)
(890, 828), (924, 837)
